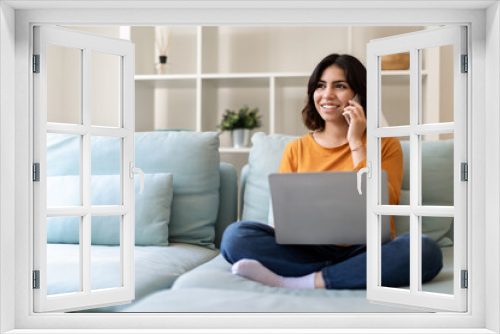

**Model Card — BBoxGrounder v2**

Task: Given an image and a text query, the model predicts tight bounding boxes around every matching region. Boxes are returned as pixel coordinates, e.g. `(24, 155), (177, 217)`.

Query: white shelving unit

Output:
(127, 25), (447, 174)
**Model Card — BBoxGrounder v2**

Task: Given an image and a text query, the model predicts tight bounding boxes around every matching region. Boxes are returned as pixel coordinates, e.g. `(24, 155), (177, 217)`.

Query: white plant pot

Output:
(232, 129), (250, 148)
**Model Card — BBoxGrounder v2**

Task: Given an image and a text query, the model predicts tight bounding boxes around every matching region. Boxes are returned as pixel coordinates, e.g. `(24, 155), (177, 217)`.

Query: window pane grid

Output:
(46, 206), (130, 217)
(46, 125), (127, 295)
(372, 124), (454, 138)
(46, 125), (130, 138)
(44, 96), (127, 297)
(367, 25), (466, 312)
(374, 44), (457, 298)
(372, 205), (454, 216)
(35, 25), (135, 313)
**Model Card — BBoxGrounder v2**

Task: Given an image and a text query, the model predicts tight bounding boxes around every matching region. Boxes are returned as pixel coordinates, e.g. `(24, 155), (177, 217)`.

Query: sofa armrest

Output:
(214, 162), (238, 249)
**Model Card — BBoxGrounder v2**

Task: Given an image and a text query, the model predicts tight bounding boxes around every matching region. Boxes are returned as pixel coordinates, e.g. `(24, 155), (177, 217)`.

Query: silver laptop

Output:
(268, 171), (391, 245)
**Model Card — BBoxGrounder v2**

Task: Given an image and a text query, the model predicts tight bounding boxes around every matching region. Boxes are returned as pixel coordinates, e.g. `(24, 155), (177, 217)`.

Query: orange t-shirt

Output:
(278, 132), (404, 240)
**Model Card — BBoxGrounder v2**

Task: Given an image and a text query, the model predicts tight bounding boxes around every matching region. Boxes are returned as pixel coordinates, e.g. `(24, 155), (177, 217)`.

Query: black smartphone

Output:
(344, 94), (361, 125)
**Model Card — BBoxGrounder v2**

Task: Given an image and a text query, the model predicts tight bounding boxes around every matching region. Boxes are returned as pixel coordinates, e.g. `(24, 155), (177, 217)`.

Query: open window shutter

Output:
(33, 25), (136, 312)
(366, 26), (467, 312)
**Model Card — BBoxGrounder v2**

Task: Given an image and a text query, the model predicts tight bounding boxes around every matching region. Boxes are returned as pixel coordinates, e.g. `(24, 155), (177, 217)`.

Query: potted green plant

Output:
(218, 105), (262, 148)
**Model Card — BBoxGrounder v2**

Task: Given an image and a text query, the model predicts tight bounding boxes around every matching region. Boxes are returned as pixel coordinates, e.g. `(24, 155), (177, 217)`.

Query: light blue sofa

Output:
(47, 131), (455, 313)
(46, 131), (238, 312)
(125, 132), (455, 313)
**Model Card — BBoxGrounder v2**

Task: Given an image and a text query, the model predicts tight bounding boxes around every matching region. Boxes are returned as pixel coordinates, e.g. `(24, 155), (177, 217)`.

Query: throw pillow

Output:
(241, 132), (298, 223)
(47, 173), (173, 246)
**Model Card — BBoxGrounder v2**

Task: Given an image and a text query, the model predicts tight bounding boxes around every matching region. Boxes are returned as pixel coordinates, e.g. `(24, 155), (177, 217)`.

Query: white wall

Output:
(486, 2), (500, 332)
(0, 2), (16, 333)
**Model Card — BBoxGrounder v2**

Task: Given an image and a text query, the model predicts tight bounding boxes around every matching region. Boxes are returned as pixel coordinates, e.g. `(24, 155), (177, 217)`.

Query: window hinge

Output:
(461, 54), (468, 73)
(33, 270), (40, 289)
(461, 162), (468, 181)
(33, 163), (40, 182)
(461, 270), (468, 289)
(33, 54), (40, 73)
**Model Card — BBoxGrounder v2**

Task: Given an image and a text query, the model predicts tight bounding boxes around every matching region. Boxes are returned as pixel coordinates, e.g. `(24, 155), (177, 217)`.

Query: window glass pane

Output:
(91, 51), (121, 127)
(380, 136), (409, 206)
(421, 45), (454, 124)
(383, 136), (411, 239)
(91, 215), (121, 290)
(47, 216), (81, 295)
(421, 217), (453, 295)
(47, 133), (80, 207)
(421, 134), (454, 206)
(380, 214), (409, 291)
(47, 44), (81, 124)
(91, 136), (121, 206)
(380, 52), (410, 127)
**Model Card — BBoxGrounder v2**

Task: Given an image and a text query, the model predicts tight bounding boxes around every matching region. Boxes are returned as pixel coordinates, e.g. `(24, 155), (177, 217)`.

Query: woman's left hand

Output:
(343, 99), (367, 149)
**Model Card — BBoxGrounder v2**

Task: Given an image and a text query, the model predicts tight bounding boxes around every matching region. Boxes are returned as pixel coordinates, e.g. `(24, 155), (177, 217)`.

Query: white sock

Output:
(282, 273), (316, 289)
(231, 259), (315, 289)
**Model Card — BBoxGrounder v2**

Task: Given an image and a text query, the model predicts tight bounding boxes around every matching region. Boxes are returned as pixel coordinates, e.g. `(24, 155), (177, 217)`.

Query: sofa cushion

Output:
(122, 287), (412, 313)
(394, 140), (454, 244)
(241, 132), (298, 223)
(47, 243), (219, 312)
(172, 249), (453, 297)
(214, 163), (238, 248)
(135, 131), (220, 249)
(47, 131), (221, 249)
(47, 173), (173, 246)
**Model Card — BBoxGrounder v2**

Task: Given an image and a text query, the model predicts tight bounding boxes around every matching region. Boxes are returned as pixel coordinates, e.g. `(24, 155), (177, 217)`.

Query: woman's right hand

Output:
(343, 99), (367, 150)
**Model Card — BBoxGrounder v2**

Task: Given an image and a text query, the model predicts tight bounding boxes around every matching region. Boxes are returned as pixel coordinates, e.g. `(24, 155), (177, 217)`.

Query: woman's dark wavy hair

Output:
(302, 54), (367, 131)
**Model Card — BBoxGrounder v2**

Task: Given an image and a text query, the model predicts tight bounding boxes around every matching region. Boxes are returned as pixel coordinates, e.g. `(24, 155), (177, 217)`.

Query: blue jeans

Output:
(220, 221), (443, 289)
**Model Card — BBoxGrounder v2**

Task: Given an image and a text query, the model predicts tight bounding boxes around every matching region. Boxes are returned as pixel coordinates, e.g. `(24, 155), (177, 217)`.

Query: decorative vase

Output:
(155, 55), (168, 74)
(231, 129), (250, 148)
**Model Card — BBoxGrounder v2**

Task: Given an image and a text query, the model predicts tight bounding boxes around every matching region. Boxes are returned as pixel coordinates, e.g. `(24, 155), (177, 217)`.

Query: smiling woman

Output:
(219, 53), (439, 292)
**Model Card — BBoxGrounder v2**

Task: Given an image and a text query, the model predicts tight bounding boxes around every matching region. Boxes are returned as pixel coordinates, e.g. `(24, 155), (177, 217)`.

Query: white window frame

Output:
(366, 26), (468, 312)
(33, 25), (136, 313)
(1, 2), (498, 333)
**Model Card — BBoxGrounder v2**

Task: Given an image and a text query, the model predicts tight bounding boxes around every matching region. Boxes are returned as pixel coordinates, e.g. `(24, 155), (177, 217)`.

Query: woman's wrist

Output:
(350, 141), (364, 151)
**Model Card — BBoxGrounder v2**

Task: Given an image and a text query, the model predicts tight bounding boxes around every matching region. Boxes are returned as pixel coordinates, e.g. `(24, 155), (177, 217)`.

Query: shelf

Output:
(135, 70), (425, 84)
(202, 76), (269, 89)
(136, 72), (310, 81)
(219, 147), (251, 153)
(201, 72), (310, 79)
(129, 25), (442, 159)
(135, 74), (197, 80)
(381, 70), (429, 76)
(135, 71), (424, 81)
(125, 25), (445, 188)
(135, 73), (311, 89)
(135, 75), (197, 88)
